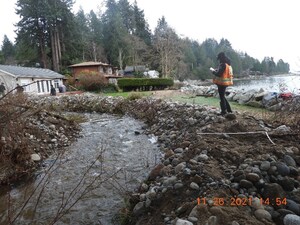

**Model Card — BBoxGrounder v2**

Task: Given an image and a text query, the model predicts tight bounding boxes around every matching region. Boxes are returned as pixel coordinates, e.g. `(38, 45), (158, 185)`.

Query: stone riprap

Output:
(28, 93), (300, 225)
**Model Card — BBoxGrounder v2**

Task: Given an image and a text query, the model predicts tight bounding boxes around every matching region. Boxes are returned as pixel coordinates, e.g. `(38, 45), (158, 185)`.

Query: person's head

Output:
(217, 52), (231, 65)
(217, 52), (226, 62)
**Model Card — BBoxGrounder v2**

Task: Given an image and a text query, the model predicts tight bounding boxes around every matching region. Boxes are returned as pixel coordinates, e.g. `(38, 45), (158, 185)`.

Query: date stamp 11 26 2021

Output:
(197, 197), (287, 207)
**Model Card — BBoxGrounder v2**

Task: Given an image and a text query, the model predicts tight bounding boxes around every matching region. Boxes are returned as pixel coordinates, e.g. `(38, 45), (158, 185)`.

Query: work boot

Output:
(225, 99), (232, 113)
(219, 102), (227, 115)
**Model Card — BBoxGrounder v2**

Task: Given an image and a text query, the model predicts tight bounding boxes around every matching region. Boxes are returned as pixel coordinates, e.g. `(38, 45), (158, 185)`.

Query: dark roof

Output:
(124, 65), (147, 72)
(69, 61), (111, 68)
(0, 65), (64, 79)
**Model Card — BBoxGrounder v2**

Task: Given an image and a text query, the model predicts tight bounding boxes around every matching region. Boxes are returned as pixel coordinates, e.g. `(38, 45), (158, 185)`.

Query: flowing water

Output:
(0, 113), (161, 225)
(233, 74), (300, 93)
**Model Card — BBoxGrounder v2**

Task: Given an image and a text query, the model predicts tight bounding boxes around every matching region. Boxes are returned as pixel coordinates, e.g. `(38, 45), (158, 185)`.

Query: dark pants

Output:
(217, 85), (232, 114)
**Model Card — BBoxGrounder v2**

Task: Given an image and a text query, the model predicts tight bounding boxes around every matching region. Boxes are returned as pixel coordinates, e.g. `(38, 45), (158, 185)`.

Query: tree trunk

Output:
(118, 48), (124, 70)
(50, 23), (61, 72)
(39, 29), (47, 68)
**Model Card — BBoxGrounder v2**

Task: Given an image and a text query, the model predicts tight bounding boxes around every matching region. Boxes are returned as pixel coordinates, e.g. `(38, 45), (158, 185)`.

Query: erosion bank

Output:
(2, 93), (300, 225)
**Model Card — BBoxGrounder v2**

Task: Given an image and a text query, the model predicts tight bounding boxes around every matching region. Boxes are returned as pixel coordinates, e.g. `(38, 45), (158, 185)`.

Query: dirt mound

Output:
(120, 98), (300, 225)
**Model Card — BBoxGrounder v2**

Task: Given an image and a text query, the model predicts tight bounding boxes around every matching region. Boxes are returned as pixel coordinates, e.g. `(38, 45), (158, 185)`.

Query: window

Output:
(46, 80), (49, 92)
(37, 81), (41, 93)
(21, 82), (29, 92)
(41, 81), (45, 92)
(54, 79), (59, 88)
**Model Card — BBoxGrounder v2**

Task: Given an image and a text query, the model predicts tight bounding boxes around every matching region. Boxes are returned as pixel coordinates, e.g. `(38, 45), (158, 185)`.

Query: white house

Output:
(0, 65), (65, 95)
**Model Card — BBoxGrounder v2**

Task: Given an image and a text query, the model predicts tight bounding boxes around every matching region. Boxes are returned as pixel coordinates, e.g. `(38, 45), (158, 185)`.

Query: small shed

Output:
(0, 64), (65, 94)
(69, 61), (119, 78)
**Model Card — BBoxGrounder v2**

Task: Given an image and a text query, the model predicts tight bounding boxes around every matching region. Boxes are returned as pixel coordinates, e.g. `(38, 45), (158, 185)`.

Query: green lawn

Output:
(172, 95), (269, 114)
(103, 90), (273, 117)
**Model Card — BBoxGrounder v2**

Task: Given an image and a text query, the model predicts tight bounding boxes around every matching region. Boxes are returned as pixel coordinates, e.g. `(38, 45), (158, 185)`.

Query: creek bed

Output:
(0, 113), (161, 225)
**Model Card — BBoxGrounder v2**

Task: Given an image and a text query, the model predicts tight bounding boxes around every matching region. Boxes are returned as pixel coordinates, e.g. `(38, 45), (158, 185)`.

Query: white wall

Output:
(0, 72), (64, 94)
(22, 78), (64, 94)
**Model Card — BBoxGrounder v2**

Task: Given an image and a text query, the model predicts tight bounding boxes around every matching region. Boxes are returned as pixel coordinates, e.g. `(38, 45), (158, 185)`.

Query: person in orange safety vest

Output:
(210, 52), (233, 116)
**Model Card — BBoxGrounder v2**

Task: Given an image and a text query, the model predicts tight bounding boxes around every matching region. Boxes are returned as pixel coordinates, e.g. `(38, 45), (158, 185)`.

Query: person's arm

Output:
(213, 63), (226, 77)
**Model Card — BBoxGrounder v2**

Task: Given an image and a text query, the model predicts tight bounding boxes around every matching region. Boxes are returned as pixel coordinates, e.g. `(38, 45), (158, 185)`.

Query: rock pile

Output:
(0, 108), (81, 184)
(0, 93), (296, 224)
(30, 94), (300, 225)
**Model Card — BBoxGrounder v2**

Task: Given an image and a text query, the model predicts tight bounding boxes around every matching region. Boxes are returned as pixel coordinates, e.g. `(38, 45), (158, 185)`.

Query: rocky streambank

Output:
(180, 82), (300, 112)
(2, 93), (300, 225)
(0, 97), (81, 185)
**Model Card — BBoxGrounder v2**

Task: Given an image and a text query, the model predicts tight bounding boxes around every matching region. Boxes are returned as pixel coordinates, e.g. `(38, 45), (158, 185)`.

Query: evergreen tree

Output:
(102, 0), (130, 68)
(276, 59), (289, 74)
(15, 0), (75, 71)
(73, 8), (90, 62)
(153, 16), (181, 78)
(1, 35), (16, 64)
(87, 10), (107, 62)
(118, 0), (134, 34)
(132, 1), (151, 45)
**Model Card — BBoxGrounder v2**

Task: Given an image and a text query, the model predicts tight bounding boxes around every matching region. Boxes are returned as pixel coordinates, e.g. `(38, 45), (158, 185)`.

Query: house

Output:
(69, 61), (119, 77)
(0, 64), (65, 94)
(68, 61), (121, 84)
(123, 65), (147, 76)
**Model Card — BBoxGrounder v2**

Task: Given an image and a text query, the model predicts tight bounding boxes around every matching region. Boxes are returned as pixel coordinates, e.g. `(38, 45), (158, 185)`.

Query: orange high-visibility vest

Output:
(213, 63), (233, 86)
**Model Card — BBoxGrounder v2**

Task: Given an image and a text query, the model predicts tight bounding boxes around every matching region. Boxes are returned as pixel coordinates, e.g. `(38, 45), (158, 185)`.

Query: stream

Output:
(0, 113), (161, 225)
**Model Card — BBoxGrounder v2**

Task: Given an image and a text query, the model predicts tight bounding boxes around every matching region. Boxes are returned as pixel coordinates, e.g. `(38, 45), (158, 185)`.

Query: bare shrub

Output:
(0, 94), (34, 183)
(76, 71), (108, 92)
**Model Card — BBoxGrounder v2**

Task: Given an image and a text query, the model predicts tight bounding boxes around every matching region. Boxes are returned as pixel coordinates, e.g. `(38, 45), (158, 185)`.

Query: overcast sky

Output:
(1, 0), (299, 72)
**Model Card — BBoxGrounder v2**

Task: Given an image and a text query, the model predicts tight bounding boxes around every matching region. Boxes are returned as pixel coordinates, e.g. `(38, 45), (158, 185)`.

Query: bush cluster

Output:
(117, 78), (174, 92)
(67, 71), (109, 92)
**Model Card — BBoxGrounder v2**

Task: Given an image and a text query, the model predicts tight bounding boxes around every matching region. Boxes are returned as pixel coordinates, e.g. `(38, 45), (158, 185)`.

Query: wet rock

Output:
(284, 155), (297, 167)
(233, 170), (244, 177)
(278, 177), (295, 192)
(260, 161), (271, 171)
(274, 125), (291, 134)
(176, 219), (193, 225)
(187, 216), (198, 223)
(283, 214), (300, 225)
(240, 179), (253, 189)
(133, 201), (145, 215)
(174, 182), (184, 189)
(246, 173), (260, 183)
(190, 182), (200, 190)
(174, 148), (184, 154)
(276, 209), (295, 220)
(207, 215), (218, 225)
(286, 199), (300, 215)
(231, 221), (240, 225)
(148, 164), (164, 181)
(175, 162), (186, 174)
(268, 165), (277, 175)
(145, 187), (157, 200)
(262, 183), (285, 205)
(196, 153), (209, 161)
(163, 176), (177, 186)
(254, 209), (272, 221)
(31, 153), (41, 161)
(276, 162), (290, 176)
(140, 183), (149, 192)
(164, 149), (175, 158)
(252, 197), (264, 210)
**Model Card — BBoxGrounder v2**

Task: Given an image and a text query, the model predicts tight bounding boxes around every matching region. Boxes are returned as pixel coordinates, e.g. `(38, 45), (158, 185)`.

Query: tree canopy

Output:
(0, 0), (290, 78)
